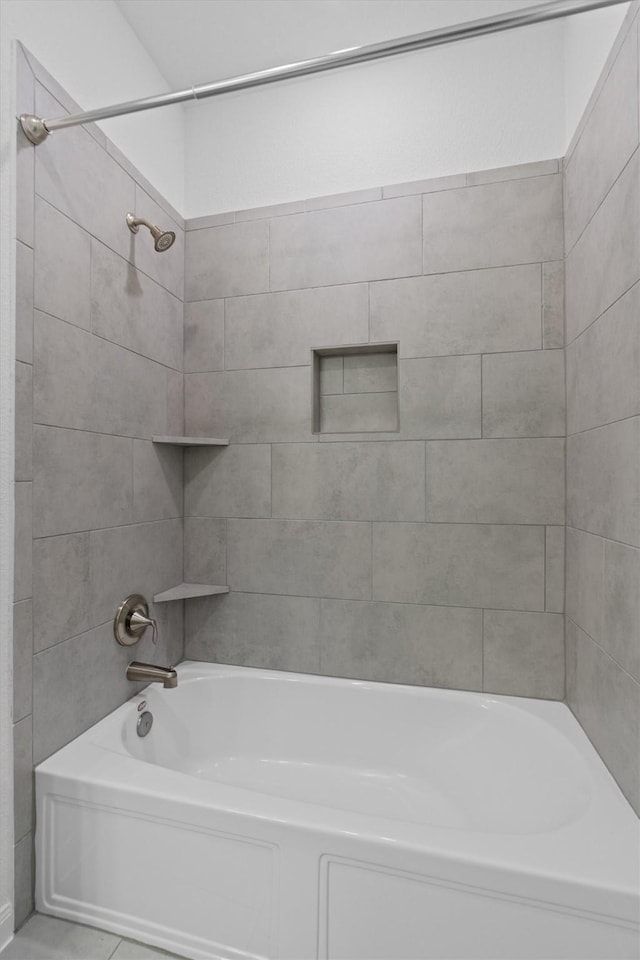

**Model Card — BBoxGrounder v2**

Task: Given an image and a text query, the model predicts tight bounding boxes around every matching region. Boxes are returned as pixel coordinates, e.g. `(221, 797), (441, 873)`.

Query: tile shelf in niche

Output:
(152, 436), (229, 446)
(153, 583), (230, 602)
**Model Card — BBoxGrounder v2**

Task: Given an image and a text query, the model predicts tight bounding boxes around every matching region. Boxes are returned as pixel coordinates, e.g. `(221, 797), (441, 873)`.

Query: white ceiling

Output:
(115, 0), (535, 90)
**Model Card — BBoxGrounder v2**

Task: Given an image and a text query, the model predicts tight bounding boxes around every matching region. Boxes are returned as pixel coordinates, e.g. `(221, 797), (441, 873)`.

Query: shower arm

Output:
(19, 0), (629, 146)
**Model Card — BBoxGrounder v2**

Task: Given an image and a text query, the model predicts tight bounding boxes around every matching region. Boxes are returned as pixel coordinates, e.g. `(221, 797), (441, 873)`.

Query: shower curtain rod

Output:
(19, 0), (628, 146)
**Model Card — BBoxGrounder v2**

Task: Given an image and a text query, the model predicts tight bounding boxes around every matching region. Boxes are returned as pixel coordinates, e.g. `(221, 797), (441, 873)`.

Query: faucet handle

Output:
(129, 610), (158, 644)
(114, 594), (157, 646)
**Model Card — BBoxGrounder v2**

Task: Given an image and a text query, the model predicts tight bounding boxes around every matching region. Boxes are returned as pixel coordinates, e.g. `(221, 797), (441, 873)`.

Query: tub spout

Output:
(127, 661), (178, 689)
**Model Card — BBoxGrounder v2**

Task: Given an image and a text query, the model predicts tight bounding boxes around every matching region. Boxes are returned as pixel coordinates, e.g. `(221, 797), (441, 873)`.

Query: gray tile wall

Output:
(182, 156), (566, 707)
(564, 6), (640, 816)
(12, 48), (186, 926)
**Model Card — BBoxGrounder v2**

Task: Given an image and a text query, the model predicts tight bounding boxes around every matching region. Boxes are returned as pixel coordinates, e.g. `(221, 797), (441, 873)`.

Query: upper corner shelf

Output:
(152, 436), (229, 446)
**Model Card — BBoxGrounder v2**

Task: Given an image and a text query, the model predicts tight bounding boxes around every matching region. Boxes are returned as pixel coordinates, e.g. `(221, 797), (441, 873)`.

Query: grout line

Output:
(479, 355), (484, 438)
(106, 939), (122, 960)
(481, 609), (485, 692)
(566, 522), (639, 551)
(35, 305), (183, 374)
(564, 144), (639, 258)
(543, 525), (547, 611)
(565, 615), (640, 686)
(540, 262), (544, 348)
(567, 412), (640, 438)
(179, 344), (562, 376)
(565, 277), (639, 349)
(205, 590), (550, 617)
(184, 165), (560, 231)
(184, 259), (562, 302)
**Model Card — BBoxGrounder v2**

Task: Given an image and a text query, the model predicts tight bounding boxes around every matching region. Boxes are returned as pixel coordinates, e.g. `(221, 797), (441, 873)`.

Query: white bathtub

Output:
(36, 662), (639, 960)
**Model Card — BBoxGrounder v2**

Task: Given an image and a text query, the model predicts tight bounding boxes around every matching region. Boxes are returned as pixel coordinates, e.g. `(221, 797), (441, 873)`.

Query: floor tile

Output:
(1, 914), (118, 960)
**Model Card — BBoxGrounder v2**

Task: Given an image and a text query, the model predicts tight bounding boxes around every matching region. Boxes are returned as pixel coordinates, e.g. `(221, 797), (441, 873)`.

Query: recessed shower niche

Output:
(312, 343), (399, 434)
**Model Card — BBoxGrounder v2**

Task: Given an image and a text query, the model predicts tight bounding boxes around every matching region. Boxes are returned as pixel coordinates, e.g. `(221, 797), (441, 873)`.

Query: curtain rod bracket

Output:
(19, 114), (50, 145)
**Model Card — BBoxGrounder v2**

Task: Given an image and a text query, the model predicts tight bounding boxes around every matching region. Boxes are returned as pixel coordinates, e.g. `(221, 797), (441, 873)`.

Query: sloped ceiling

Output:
(115, 0), (534, 89)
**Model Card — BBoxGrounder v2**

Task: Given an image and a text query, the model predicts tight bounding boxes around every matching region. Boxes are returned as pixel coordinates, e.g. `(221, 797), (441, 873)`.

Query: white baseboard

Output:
(0, 902), (14, 953)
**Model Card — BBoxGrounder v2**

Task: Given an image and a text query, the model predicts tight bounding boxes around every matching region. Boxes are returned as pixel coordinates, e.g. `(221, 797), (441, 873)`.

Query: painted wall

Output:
(564, 4), (640, 816)
(183, 7), (565, 217)
(182, 158), (566, 698)
(0, 0), (185, 214)
(11, 48), (186, 928)
(564, 2), (631, 144)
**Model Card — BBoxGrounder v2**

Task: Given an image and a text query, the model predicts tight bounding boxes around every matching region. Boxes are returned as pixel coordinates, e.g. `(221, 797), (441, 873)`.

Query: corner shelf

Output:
(153, 583), (230, 603)
(152, 436), (229, 446)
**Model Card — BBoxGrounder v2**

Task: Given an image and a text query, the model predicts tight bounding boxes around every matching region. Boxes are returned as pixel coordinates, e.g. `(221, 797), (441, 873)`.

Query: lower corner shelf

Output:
(153, 583), (230, 602)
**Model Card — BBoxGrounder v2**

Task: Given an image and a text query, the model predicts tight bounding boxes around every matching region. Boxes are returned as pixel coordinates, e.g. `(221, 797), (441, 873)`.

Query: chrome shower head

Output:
(126, 213), (176, 253)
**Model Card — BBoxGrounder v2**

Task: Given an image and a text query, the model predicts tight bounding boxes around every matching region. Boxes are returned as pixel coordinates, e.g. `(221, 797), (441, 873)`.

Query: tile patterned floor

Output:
(0, 914), (185, 960)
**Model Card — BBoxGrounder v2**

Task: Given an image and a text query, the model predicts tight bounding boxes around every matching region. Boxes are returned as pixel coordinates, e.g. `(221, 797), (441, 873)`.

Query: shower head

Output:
(126, 213), (176, 253)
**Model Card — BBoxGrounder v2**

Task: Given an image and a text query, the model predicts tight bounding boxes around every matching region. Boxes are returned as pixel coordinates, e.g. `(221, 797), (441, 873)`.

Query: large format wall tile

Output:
(270, 196), (422, 290)
(225, 284), (369, 370)
(35, 84), (135, 262)
(33, 426), (133, 537)
(564, 24), (639, 252)
(422, 175), (563, 273)
(185, 592), (321, 672)
(91, 240), (182, 370)
(373, 523), (545, 610)
(602, 540), (640, 681)
(33, 623), (132, 763)
(33, 533), (92, 653)
(185, 220), (269, 300)
(566, 282), (640, 435)
(183, 518), (227, 584)
(272, 442), (425, 521)
(227, 519), (372, 600)
(13, 600), (33, 722)
(565, 527), (603, 642)
(33, 616), (181, 764)
(565, 148), (640, 344)
(133, 441), (183, 523)
(566, 620), (640, 815)
(14, 834), (33, 929)
(483, 610), (564, 699)
(16, 46), (35, 249)
(13, 716), (33, 842)
(34, 197), (90, 330)
(88, 520), (183, 628)
(545, 526), (565, 614)
(16, 240), (33, 364)
(185, 368), (314, 442)
(184, 300), (224, 373)
(370, 265), (542, 358)
(185, 445), (271, 519)
(426, 439), (564, 524)
(34, 312), (170, 438)
(567, 418), (640, 545)
(15, 361), (33, 481)
(14, 483), (32, 602)
(542, 261), (565, 349)
(482, 350), (565, 438)
(319, 600), (482, 689)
